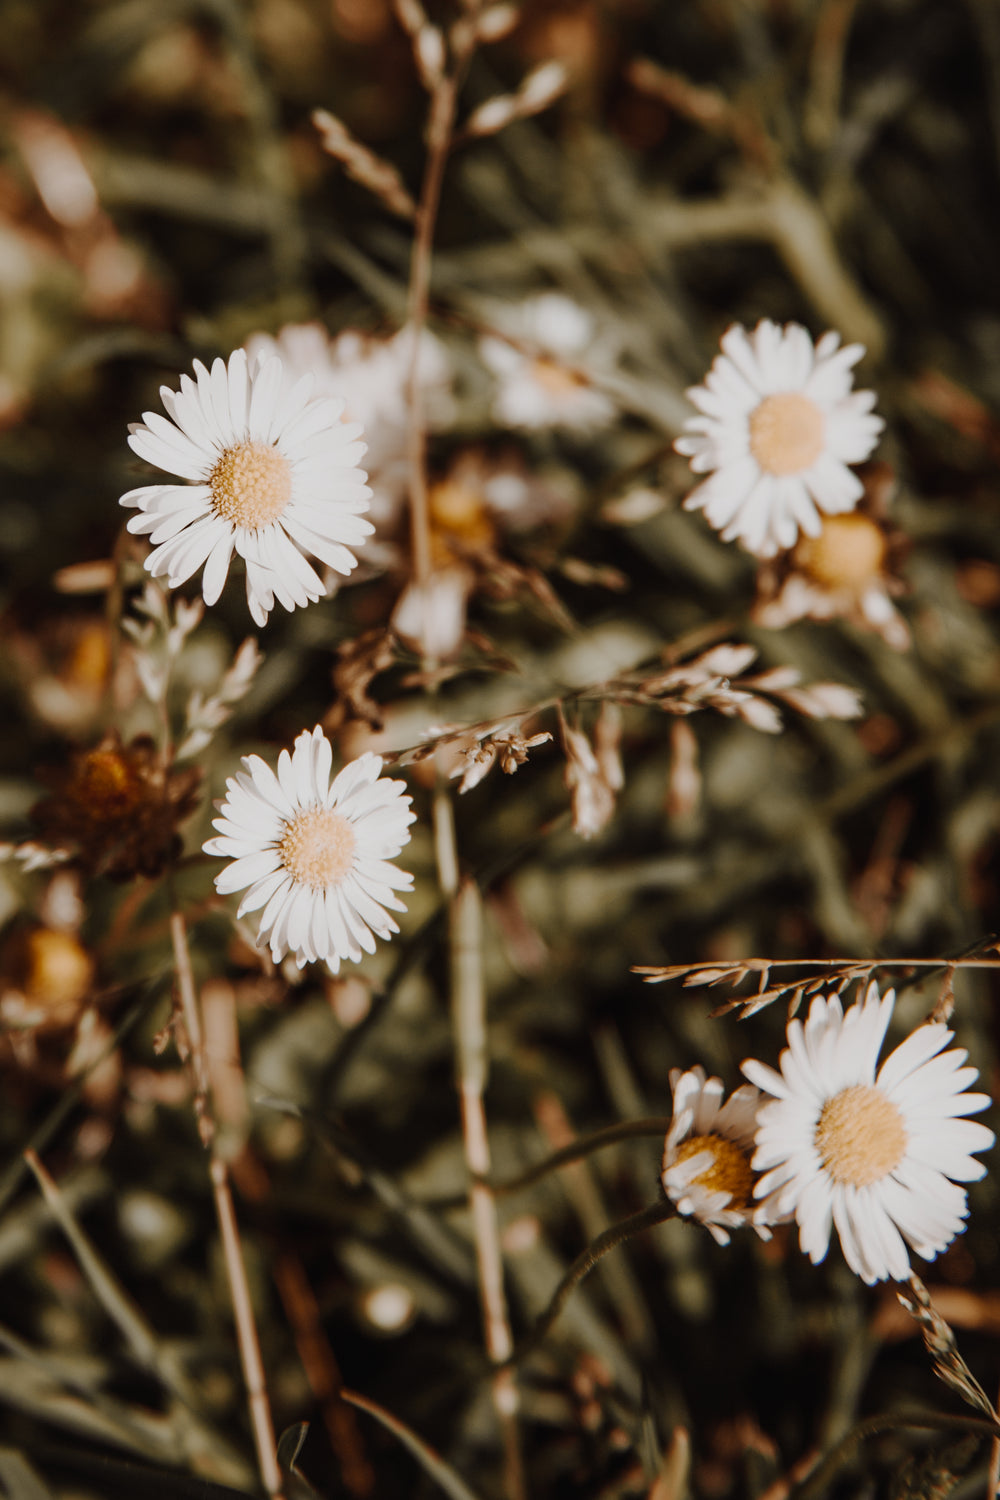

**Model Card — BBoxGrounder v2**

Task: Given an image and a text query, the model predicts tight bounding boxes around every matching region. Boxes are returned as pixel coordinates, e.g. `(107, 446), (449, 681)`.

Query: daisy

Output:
(662, 1066), (778, 1245)
(675, 320), (884, 558)
(742, 983), (995, 1285)
(203, 726), (415, 973)
(479, 292), (615, 432)
(120, 348), (374, 627)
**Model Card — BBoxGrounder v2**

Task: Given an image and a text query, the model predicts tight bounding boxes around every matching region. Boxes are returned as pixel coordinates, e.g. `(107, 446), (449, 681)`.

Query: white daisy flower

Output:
(675, 320), (884, 558)
(244, 323), (453, 529)
(203, 726), (415, 973)
(479, 292), (616, 433)
(120, 348), (374, 627)
(662, 1066), (778, 1245)
(742, 983), (995, 1285)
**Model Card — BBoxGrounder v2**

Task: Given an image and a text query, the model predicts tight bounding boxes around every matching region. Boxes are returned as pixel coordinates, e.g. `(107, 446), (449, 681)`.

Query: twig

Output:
(168, 909), (283, 1500)
(403, 17), (479, 592)
(398, 15), (525, 1490)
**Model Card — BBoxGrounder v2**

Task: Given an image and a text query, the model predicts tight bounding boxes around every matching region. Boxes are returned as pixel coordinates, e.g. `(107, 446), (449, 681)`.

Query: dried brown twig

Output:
(635, 937), (1000, 1019)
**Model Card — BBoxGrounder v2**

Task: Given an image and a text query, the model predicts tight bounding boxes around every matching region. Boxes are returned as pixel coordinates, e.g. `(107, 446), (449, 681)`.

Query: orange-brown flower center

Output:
(748, 392), (825, 476)
(24, 928), (94, 1009)
(531, 356), (588, 398)
(210, 441), (292, 529)
(671, 1133), (754, 1209)
(279, 807), (357, 890)
(814, 1084), (907, 1186)
(794, 513), (887, 590)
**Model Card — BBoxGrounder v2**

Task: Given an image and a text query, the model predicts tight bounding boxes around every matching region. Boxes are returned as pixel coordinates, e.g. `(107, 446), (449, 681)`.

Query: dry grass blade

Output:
(312, 110), (417, 220)
(339, 1391), (485, 1500)
(0, 1450), (56, 1500)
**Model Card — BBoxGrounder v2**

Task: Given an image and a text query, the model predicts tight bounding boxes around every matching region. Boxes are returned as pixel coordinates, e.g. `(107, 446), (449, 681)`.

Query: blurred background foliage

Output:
(3, 0), (1000, 1497)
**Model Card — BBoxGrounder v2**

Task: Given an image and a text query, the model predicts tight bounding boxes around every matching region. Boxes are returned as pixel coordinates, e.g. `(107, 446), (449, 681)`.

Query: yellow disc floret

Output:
(671, 1132), (754, 1209)
(794, 513), (887, 590)
(210, 441), (292, 529)
(815, 1084), (907, 1186)
(279, 807), (357, 890)
(748, 392), (825, 476)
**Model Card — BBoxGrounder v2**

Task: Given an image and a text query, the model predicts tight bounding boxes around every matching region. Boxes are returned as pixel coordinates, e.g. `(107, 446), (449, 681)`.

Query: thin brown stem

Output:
(404, 20), (522, 1496)
(421, 1117), (674, 1211)
(450, 874), (525, 1500)
(404, 21), (479, 591)
(169, 908), (283, 1500)
(405, 71), (460, 590)
(506, 1198), (677, 1368)
(787, 1412), (1000, 1500)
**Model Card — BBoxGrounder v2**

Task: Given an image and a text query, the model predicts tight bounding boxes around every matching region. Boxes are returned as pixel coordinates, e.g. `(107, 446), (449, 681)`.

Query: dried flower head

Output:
(120, 348), (373, 625)
(560, 711), (619, 838)
(31, 733), (202, 880)
(676, 320), (884, 558)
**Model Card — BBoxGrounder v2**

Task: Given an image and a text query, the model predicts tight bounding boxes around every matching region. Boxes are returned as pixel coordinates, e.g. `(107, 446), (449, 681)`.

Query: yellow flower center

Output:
(25, 928), (94, 1010)
(210, 441), (292, 530)
(814, 1084), (907, 1186)
(531, 357), (588, 398)
(748, 392), (825, 476)
(794, 513), (887, 590)
(671, 1133), (754, 1209)
(279, 807), (357, 890)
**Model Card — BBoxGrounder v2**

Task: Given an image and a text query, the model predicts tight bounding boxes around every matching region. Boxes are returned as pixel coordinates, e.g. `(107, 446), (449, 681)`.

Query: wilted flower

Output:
(662, 1067), (778, 1245)
(120, 348), (373, 626)
(675, 320), (884, 558)
(204, 726), (415, 973)
(479, 293), (615, 432)
(31, 732), (201, 880)
(743, 983), (995, 1284)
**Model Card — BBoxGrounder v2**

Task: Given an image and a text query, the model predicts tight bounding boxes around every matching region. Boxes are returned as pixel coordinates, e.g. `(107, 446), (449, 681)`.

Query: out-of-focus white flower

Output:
(675, 320), (884, 558)
(662, 1066), (779, 1245)
(120, 349), (372, 626)
(244, 322), (453, 528)
(753, 510), (910, 650)
(204, 727), (414, 973)
(391, 568), (472, 661)
(479, 292), (615, 432)
(743, 983), (995, 1284)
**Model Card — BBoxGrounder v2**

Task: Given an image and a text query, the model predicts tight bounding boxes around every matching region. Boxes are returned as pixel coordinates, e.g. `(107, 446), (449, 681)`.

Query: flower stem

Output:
(169, 909), (283, 1500)
(449, 872), (525, 1500)
(404, 22), (479, 592)
(787, 1411), (1000, 1500)
(505, 1198), (677, 1368)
